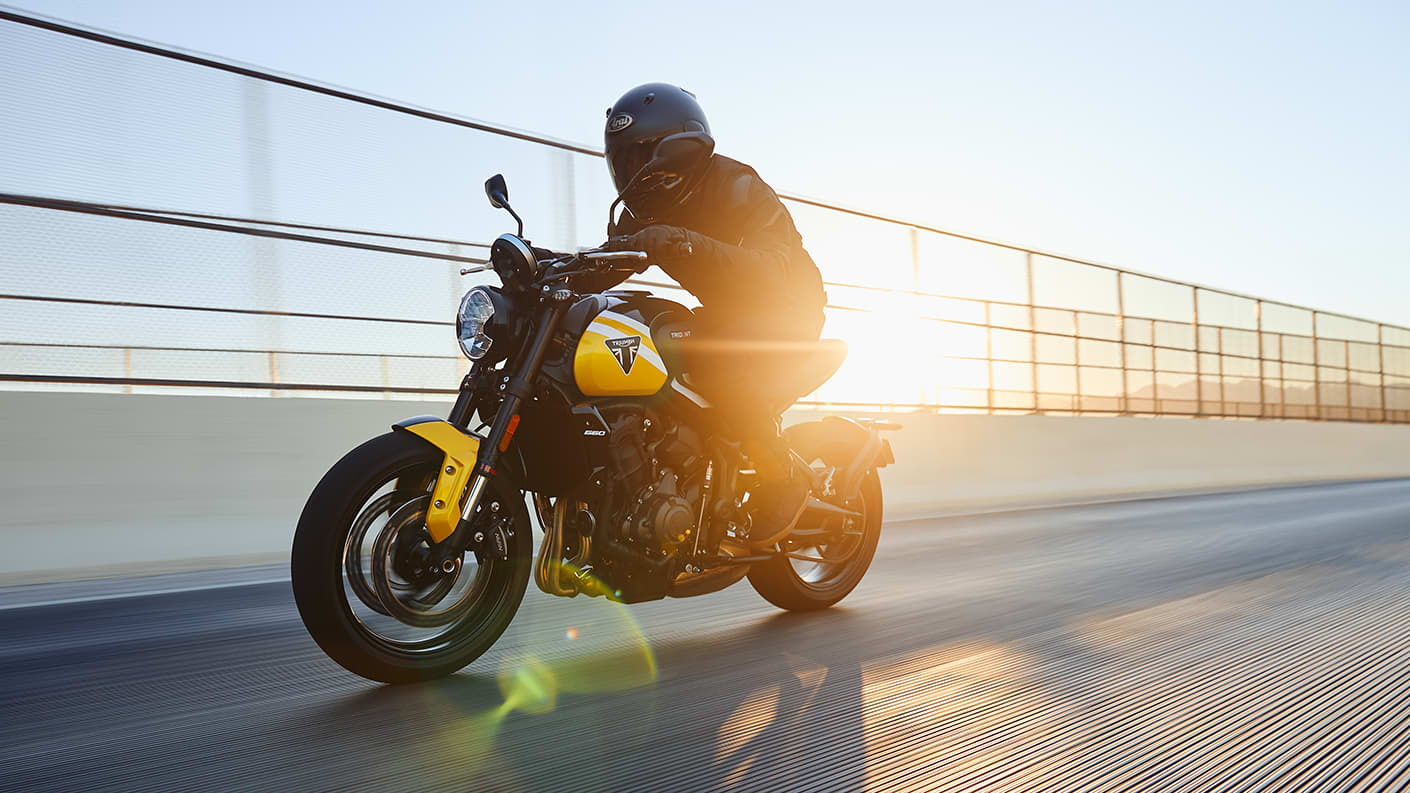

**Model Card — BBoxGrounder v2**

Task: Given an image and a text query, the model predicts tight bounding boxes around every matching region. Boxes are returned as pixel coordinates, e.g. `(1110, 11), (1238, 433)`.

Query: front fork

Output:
(434, 295), (570, 564)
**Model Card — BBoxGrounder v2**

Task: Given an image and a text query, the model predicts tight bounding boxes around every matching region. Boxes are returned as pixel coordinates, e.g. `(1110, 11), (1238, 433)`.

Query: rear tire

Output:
(746, 469), (883, 611)
(291, 431), (531, 683)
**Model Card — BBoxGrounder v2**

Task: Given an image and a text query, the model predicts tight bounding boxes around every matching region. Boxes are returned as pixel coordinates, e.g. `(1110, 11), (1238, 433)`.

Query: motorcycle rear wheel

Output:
(291, 431), (530, 683)
(746, 469), (882, 611)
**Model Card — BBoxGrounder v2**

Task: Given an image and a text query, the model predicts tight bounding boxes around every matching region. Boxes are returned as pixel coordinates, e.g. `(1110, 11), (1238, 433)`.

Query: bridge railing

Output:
(2, 9), (1407, 421)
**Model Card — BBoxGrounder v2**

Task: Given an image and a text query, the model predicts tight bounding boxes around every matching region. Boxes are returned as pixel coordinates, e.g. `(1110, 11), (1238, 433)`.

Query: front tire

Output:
(291, 431), (531, 683)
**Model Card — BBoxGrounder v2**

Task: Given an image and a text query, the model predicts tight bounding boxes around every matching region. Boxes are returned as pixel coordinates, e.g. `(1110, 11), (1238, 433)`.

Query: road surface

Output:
(4, 480), (1410, 792)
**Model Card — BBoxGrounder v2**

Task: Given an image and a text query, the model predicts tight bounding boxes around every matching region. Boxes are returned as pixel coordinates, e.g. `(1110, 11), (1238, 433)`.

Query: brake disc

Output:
(369, 496), (489, 628)
(343, 493), (397, 617)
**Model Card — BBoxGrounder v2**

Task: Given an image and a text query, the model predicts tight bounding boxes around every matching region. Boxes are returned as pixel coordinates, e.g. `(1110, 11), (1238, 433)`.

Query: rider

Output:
(599, 82), (828, 548)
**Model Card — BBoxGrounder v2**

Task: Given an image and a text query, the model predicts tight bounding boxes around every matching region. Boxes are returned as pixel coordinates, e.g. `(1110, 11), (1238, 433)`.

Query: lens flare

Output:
(553, 562), (658, 691)
(421, 558), (663, 770)
(497, 655), (558, 715)
(492, 561), (658, 716)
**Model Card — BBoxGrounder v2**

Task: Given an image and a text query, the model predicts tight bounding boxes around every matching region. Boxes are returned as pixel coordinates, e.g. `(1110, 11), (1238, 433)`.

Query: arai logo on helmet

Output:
(607, 113), (634, 133)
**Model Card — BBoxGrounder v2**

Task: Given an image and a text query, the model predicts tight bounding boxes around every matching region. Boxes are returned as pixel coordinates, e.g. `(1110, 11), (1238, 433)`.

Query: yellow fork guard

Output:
(392, 416), (481, 543)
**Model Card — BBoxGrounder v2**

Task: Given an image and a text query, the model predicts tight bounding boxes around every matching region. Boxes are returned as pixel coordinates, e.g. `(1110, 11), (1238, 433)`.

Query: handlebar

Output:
(581, 250), (648, 262)
(594, 236), (693, 260)
(546, 239), (694, 280)
(533, 248), (650, 281)
(460, 238), (693, 281)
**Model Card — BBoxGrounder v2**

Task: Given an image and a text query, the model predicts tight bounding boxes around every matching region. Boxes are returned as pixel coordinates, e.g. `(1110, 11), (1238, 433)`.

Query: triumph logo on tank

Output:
(605, 336), (641, 374)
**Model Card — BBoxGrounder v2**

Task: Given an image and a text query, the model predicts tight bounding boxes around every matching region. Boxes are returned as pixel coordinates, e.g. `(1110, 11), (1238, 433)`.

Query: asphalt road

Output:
(4, 480), (1410, 792)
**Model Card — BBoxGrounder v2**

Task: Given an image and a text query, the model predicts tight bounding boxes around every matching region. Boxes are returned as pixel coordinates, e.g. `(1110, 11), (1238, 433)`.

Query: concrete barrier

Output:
(856, 410), (1410, 516)
(2, 391), (1407, 584)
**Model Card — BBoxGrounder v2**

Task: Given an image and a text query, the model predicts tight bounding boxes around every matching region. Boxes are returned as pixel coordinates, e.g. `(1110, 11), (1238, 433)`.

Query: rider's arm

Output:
(661, 175), (822, 315)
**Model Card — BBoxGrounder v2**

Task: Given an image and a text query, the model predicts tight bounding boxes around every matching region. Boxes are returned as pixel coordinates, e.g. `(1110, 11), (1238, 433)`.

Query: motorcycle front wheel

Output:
(291, 431), (531, 683)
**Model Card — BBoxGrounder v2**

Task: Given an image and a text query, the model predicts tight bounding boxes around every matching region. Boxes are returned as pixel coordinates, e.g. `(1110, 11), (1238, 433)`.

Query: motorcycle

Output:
(291, 132), (898, 683)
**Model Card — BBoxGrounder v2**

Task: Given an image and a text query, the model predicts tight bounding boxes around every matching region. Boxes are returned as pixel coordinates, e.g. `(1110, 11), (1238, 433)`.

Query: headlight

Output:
(457, 287), (496, 360)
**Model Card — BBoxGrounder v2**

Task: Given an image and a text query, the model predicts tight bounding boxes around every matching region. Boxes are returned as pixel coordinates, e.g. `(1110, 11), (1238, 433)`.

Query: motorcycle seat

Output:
(748, 338), (849, 415)
(780, 338), (848, 400)
(652, 311), (848, 410)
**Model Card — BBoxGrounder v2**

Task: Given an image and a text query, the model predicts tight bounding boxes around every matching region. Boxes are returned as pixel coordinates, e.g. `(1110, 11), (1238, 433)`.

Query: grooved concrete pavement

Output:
(3, 479), (1410, 792)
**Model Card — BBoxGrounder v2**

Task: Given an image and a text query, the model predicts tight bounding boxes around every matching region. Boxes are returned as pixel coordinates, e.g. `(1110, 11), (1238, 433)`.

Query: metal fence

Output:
(2, 9), (1408, 421)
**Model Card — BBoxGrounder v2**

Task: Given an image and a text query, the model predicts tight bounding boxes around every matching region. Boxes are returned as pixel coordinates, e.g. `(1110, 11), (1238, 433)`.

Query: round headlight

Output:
(457, 287), (496, 360)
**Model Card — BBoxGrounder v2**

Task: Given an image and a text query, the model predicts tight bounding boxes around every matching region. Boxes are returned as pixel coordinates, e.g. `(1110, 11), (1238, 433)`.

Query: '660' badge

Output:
(607, 113), (634, 133)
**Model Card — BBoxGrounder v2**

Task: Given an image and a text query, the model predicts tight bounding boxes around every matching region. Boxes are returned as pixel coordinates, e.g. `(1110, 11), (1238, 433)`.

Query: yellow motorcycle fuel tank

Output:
(573, 310), (670, 396)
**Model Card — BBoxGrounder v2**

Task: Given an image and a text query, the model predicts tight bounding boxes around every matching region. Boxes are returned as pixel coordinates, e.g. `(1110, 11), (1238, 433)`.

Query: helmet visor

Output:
(607, 138), (660, 194)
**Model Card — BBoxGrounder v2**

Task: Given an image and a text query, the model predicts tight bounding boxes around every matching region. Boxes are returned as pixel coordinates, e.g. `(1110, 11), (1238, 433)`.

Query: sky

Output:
(6, 0), (1410, 328)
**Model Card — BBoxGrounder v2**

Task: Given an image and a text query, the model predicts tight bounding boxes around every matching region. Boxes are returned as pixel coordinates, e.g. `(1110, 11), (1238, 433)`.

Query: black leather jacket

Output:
(605, 155), (827, 340)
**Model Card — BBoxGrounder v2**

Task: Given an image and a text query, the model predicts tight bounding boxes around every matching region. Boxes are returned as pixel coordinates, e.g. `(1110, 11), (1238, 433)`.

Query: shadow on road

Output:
(294, 609), (870, 791)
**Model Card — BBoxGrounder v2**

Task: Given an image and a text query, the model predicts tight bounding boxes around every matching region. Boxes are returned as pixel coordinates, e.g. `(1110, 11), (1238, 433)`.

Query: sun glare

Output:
(814, 288), (997, 410)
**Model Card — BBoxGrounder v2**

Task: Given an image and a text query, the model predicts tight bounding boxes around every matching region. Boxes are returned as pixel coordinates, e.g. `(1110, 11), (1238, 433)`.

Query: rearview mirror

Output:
(483, 173), (524, 236)
(484, 174), (510, 209)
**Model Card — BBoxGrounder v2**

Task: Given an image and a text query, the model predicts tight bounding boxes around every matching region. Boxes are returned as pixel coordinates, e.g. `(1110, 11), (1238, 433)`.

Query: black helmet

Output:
(604, 83), (711, 213)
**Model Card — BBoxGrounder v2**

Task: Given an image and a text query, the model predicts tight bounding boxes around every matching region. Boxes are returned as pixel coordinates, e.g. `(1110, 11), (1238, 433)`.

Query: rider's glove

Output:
(618, 225), (694, 264)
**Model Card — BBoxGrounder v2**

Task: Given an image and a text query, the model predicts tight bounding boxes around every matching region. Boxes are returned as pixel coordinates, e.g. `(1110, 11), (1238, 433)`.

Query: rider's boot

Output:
(745, 437), (811, 549)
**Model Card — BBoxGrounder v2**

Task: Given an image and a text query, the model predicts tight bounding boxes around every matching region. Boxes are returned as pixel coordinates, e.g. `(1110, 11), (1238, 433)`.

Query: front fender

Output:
(391, 416), (481, 543)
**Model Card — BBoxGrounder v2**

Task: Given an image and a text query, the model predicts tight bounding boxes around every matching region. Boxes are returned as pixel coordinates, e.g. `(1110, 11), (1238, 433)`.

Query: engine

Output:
(600, 406), (708, 555)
